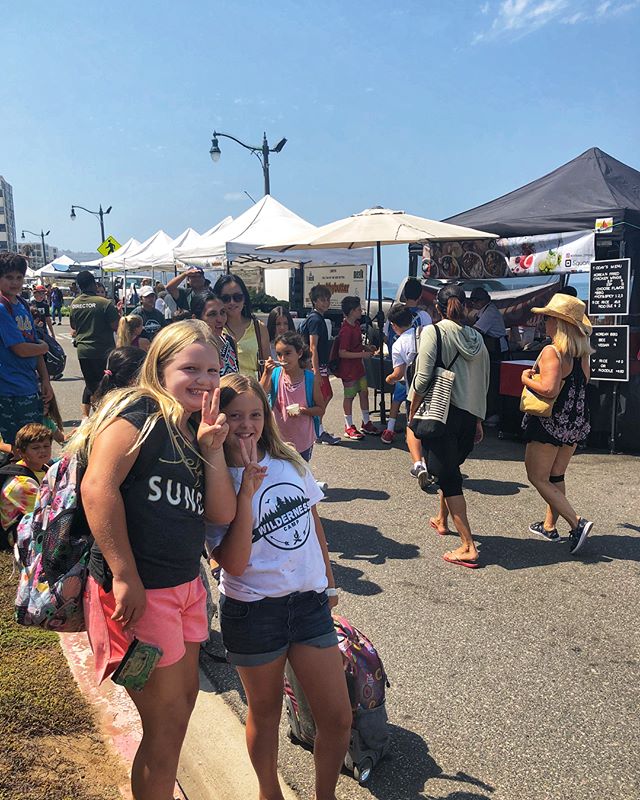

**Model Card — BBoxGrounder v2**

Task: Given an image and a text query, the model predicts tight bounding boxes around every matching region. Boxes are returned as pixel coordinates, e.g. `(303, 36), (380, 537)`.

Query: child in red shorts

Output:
(336, 296), (380, 439)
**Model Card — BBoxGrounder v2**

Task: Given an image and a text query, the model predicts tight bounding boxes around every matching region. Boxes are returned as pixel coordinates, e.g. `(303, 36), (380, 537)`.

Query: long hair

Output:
(219, 373), (306, 475)
(266, 306), (295, 341)
(213, 273), (253, 319)
(436, 285), (467, 325)
(552, 319), (594, 358)
(92, 346), (146, 405)
(66, 320), (218, 464)
(116, 314), (143, 347)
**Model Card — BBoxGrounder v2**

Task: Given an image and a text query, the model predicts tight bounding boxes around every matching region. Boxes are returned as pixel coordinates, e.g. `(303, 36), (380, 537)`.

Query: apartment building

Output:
(0, 175), (17, 252)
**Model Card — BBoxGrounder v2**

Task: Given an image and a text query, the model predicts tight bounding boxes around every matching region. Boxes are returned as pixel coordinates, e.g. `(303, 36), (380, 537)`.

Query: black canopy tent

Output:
(431, 147), (640, 451)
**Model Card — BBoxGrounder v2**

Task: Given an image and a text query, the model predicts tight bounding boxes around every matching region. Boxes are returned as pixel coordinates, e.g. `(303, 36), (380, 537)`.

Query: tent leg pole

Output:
(366, 261), (373, 322)
(376, 242), (386, 425)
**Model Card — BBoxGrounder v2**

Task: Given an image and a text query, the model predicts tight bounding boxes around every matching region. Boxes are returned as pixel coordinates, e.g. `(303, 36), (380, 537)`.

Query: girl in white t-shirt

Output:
(208, 373), (351, 800)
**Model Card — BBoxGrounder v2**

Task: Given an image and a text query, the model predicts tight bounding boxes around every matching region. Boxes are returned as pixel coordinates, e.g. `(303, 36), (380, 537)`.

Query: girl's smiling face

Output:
(223, 390), (265, 452)
(201, 299), (227, 336)
(220, 281), (245, 317)
(162, 342), (220, 414)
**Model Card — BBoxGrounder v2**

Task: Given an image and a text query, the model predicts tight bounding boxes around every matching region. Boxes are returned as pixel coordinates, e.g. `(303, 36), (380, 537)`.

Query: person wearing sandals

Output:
(409, 284), (489, 568)
(214, 274), (270, 379)
(521, 293), (594, 554)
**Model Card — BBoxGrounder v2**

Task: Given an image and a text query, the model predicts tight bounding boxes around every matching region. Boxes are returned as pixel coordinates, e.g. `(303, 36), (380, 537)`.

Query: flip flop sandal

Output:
(443, 553), (480, 569)
(429, 519), (451, 536)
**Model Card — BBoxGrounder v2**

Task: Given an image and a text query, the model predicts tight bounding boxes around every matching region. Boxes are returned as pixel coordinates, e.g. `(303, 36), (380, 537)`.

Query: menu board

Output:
(590, 325), (629, 382)
(303, 265), (366, 310)
(588, 258), (630, 315)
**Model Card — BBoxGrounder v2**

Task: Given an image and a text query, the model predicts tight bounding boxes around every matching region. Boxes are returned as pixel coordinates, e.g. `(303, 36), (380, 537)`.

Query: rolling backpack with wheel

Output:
(283, 613), (391, 784)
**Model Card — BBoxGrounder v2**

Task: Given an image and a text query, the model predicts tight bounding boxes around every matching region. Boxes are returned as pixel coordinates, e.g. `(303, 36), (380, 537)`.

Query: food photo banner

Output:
(421, 231), (595, 280)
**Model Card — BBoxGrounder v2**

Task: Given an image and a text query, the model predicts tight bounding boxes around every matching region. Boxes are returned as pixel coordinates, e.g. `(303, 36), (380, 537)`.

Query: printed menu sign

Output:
(590, 325), (629, 382)
(588, 258), (630, 315)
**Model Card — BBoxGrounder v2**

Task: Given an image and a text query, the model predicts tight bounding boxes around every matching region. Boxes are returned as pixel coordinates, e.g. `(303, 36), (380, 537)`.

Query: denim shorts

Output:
(219, 590), (338, 667)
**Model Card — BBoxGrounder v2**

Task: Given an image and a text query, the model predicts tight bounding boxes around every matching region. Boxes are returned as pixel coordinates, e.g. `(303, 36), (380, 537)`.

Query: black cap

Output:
(470, 287), (490, 302)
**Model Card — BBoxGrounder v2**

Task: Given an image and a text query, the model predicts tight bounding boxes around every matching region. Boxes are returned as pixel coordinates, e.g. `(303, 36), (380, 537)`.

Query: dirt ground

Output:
(0, 551), (127, 800)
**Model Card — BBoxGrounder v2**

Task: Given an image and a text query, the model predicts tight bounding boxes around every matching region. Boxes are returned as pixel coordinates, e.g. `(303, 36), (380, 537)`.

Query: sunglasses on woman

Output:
(220, 292), (244, 304)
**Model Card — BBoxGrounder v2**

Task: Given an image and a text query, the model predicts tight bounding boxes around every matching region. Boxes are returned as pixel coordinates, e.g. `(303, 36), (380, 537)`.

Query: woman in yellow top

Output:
(214, 274), (270, 378)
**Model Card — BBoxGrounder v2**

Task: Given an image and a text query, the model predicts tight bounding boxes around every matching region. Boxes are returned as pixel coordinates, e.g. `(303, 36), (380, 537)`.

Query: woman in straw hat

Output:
(521, 293), (594, 555)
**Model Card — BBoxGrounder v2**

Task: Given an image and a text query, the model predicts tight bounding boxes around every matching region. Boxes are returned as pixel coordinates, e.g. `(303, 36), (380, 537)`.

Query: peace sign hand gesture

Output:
(197, 388), (229, 452)
(239, 436), (268, 497)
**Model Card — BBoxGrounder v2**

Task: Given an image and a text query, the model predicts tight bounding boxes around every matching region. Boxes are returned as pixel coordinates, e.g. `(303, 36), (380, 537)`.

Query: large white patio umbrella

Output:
(260, 206), (497, 421)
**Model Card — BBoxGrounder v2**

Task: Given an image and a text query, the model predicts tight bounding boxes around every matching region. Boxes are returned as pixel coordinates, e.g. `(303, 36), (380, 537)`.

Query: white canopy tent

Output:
(79, 237), (142, 269)
(101, 231), (175, 272)
(173, 196), (374, 270)
(28, 254), (79, 279)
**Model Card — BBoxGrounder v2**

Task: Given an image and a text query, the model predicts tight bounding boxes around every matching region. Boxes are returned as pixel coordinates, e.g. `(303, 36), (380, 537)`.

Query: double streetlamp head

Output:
(209, 130), (287, 196)
(70, 204), (112, 221)
(21, 229), (50, 239)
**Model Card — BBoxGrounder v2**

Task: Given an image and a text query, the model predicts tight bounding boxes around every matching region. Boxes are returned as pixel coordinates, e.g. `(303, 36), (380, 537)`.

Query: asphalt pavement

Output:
(52, 325), (640, 800)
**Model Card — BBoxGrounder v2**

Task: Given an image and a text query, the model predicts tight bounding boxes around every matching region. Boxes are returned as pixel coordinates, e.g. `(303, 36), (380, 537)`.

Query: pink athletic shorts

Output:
(83, 575), (208, 683)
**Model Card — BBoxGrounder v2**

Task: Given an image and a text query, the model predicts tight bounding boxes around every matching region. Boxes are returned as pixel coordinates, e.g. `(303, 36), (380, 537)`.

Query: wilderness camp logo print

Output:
(253, 483), (311, 550)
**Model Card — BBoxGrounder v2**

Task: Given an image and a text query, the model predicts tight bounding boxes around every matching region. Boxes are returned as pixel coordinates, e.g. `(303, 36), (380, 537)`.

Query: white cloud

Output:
(480, 2), (491, 13)
(474, 0), (638, 41)
(223, 192), (245, 202)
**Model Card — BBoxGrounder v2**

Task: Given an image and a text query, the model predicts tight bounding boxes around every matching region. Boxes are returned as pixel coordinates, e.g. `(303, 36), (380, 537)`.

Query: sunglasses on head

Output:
(220, 292), (244, 304)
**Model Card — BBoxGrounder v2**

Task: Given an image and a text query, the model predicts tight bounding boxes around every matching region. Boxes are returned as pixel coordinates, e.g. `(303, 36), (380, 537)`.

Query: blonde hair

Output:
(552, 319), (594, 358)
(219, 373), (306, 476)
(116, 314), (143, 347)
(66, 320), (219, 464)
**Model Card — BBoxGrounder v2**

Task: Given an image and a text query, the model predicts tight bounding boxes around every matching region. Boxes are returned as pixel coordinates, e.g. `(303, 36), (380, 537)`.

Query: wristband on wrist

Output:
(326, 587), (338, 597)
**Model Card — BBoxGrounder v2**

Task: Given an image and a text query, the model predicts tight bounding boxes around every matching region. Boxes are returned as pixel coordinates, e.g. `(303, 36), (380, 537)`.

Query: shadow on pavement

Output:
(464, 478), (528, 496)
(331, 562), (382, 595)
(363, 724), (493, 800)
(474, 531), (640, 570)
(324, 518), (421, 565)
(323, 488), (390, 503)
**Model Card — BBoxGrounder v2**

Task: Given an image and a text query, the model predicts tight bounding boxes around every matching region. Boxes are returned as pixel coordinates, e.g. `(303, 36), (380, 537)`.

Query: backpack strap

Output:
(0, 464), (38, 484)
(268, 366), (282, 409)
(304, 369), (320, 437)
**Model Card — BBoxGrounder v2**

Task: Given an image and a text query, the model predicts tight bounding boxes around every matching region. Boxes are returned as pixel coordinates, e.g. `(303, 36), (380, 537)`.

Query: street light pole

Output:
(209, 130), (287, 197)
(70, 203), (112, 243)
(21, 228), (51, 267)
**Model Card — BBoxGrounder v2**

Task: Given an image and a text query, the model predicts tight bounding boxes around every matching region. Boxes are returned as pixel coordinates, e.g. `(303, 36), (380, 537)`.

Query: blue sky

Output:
(2, 0), (639, 280)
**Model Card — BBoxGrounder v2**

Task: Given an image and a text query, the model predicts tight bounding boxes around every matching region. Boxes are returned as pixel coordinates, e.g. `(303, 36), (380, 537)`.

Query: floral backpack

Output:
(14, 454), (92, 632)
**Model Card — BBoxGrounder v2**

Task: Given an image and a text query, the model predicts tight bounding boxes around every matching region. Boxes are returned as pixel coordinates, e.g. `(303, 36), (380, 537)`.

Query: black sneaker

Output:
(529, 521), (560, 541)
(568, 518), (593, 555)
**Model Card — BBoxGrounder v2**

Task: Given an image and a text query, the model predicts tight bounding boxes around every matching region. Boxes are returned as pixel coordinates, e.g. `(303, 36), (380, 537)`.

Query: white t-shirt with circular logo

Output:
(206, 453), (327, 601)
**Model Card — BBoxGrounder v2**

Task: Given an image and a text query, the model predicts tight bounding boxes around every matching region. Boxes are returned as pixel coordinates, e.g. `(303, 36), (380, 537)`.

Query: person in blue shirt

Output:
(0, 253), (52, 445)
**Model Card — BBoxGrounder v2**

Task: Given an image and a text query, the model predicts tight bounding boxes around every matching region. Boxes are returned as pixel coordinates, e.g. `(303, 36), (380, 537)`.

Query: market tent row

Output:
(27, 254), (81, 280)
(443, 146), (640, 451)
(174, 195), (374, 270)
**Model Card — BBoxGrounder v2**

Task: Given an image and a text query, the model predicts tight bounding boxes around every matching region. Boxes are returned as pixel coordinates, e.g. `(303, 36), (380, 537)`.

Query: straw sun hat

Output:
(532, 293), (592, 336)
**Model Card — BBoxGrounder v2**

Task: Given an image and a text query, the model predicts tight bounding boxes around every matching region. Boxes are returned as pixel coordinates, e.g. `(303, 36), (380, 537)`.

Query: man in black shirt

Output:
(165, 267), (207, 312)
(300, 284), (340, 445)
(132, 285), (166, 340)
(32, 285), (56, 339)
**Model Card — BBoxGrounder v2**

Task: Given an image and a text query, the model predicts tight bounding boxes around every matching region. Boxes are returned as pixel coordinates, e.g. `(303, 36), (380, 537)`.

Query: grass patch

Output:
(0, 551), (124, 799)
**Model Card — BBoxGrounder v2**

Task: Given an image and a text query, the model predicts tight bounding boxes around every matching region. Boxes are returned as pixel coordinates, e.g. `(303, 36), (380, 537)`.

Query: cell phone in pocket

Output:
(111, 638), (163, 691)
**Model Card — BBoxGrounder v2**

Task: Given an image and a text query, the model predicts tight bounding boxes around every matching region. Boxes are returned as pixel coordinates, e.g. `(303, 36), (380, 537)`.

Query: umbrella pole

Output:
(366, 260), (373, 321)
(376, 241), (386, 425)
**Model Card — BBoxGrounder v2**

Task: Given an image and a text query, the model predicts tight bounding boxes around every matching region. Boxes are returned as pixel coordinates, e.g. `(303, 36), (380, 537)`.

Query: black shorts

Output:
(424, 405), (476, 498)
(79, 356), (109, 404)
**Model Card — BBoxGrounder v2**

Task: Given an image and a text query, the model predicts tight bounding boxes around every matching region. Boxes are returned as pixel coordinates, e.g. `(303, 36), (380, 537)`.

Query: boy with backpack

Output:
(382, 304), (429, 480)
(336, 296), (380, 440)
(0, 423), (52, 549)
(0, 252), (52, 446)
(300, 284), (341, 445)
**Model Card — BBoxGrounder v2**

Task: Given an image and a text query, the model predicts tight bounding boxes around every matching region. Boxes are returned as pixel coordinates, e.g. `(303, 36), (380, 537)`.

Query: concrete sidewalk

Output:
(60, 633), (297, 800)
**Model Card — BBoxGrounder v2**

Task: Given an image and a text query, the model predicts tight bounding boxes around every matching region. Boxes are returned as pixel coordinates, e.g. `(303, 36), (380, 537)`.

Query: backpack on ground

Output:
(0, 463), (38, 551)
(268, 366), (320, 438)
(283, 613), (391, 784)
(14, 454), (92, 632)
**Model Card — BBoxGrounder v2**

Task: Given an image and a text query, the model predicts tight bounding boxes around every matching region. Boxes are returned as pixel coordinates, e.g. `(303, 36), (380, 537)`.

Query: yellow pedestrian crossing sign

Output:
(97, 235), (121, 257)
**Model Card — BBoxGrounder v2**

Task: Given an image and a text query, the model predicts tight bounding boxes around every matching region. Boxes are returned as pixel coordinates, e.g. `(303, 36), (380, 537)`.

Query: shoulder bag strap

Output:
(253, 316), (265, 376)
